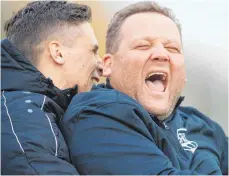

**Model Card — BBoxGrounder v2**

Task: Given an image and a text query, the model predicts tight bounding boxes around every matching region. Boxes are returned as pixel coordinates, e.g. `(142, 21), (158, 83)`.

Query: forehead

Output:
(67, 22), (98, 46)
(77, 22), (98, 44)
(120, 12), (181, 44)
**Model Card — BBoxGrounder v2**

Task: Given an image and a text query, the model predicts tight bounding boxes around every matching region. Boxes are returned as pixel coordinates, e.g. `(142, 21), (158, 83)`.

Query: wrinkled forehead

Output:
(119, 12), (182, 45)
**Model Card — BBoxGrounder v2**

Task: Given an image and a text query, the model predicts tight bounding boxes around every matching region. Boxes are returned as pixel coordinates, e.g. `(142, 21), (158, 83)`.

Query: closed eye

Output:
(136, 45), (151, 50)
(165, 47), (180, 53)
(92, 45), (99, 54)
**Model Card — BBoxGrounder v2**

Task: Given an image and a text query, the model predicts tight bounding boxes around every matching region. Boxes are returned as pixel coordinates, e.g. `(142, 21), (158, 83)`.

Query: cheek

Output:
(80, 54), (97, 71)
(170, 56), (186, 89)
(111, 55), (143, 95)
(119, 54), (143, 79)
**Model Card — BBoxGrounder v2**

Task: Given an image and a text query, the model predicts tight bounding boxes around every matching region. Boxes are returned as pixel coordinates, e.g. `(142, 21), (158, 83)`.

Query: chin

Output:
(78, 83), (93, 93)
(147, 105), (169, 116)
(148, 95), (181, 120)
(142, 100), (172, 119)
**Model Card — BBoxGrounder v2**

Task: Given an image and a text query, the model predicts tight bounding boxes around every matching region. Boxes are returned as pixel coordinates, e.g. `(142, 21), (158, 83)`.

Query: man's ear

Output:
(49, 41), (65, 65)
(102, 54), (114, 77)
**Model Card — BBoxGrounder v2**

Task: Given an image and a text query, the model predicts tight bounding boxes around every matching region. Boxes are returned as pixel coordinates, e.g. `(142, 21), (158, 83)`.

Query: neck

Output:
(157, 95), (182, 121)
(36, 60), (68, 90)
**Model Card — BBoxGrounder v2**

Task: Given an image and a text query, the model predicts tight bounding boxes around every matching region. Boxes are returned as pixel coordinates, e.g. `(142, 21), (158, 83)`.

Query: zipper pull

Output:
(162, 122), (169, 129)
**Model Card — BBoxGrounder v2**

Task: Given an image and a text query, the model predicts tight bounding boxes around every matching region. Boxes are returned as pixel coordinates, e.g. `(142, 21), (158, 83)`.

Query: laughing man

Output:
(60, 1), (228, 175)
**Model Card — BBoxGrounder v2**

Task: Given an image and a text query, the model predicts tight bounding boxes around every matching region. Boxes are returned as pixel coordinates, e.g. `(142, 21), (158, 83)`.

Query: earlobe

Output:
(49, 41), (65, 65)
(56, 56), (65, 64)
(102, 54), (113, 77)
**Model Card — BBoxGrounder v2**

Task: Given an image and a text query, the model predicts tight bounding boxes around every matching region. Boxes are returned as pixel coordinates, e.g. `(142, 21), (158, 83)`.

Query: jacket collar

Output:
(1, 39), (78, 111)
(105, 78), (184, 117)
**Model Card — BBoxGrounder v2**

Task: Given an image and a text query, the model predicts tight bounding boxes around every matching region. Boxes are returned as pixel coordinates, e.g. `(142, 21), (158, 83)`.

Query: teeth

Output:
(147, 72), (166, 80)
(92, 78), (98, 84)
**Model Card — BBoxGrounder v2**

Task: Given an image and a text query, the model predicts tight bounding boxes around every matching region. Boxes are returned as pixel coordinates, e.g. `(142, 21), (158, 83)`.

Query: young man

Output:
(60, 1), (228, 175)
(1, 1), (102, 174)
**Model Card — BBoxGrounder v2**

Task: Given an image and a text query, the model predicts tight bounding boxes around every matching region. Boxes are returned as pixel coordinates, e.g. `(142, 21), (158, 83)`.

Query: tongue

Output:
(146, 80), (165, 92)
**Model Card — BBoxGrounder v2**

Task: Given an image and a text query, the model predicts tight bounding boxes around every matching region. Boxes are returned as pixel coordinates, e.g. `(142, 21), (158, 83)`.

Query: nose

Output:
(149, 46), (170, 62)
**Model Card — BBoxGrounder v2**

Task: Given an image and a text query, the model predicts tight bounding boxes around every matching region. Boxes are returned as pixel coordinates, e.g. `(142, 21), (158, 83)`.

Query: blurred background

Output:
(1, 0), (228, 134)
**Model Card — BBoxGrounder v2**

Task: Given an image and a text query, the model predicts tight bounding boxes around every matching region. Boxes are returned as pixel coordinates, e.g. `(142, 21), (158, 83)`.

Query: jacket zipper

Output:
(162, 121), (169, 129)
(161, 121), (190, 159)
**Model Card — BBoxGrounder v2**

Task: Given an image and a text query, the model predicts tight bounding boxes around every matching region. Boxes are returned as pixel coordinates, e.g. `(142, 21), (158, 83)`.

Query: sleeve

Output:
(220, 136), (228, 175)
(60, 102), (199, 175)
(1, 92), (78, 175)
(215, 123), (228, 175)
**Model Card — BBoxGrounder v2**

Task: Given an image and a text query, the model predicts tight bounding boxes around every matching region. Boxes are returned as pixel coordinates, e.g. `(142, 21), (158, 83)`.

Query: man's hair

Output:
(106, 1), (182, 54)
(4, 1), (91, 65)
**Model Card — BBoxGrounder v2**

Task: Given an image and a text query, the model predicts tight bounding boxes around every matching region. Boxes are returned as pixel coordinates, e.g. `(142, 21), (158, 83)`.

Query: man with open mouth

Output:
(60, 1), (228, 175)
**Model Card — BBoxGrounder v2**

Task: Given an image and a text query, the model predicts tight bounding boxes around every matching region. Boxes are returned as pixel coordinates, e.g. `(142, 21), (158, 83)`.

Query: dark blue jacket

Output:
(1, 39), (79, 174)
(60, 80), (228, 175)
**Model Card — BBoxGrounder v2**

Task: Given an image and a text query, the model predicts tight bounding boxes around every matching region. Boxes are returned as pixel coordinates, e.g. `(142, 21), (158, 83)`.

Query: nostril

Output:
(98, 68), (103, 76)
(97, 62), (103, 75)
(153, 57), (168, 61)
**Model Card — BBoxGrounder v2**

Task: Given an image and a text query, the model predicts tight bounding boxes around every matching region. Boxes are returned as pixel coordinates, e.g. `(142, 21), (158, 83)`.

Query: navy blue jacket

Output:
(1, 39), (79, 174)
(60, 80), (228, 175)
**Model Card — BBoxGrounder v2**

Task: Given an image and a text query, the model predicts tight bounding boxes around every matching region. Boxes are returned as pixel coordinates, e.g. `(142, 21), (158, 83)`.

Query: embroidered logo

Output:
(177, 128), (198, 153)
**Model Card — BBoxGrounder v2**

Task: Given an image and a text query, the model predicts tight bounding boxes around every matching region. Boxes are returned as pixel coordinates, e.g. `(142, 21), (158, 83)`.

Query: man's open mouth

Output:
(91, 77), (100, 84)
(145, 72), (168, 92)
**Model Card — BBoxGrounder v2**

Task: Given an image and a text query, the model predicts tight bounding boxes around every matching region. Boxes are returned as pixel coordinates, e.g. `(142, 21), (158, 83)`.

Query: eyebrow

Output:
(163, 39), (183, 50)
(163, 39), (180, 45)
(92, 44), (99, 53)
(132, 37), (181, 46)
(131, 36), (156, 43)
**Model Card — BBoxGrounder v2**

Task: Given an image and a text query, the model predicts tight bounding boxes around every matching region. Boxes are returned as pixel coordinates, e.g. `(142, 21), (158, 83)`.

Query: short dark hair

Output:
(4, 1), (91, 65)
(106, 1), (182, 54)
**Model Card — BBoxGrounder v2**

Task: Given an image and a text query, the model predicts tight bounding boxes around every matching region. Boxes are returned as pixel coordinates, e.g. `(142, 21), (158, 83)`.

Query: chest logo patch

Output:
(177, 128), (198, 153)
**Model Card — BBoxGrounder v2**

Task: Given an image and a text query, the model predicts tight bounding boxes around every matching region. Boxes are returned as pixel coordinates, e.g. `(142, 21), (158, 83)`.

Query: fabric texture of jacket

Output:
(60, 80), (228, 175)
(1, 39), (79, 174)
